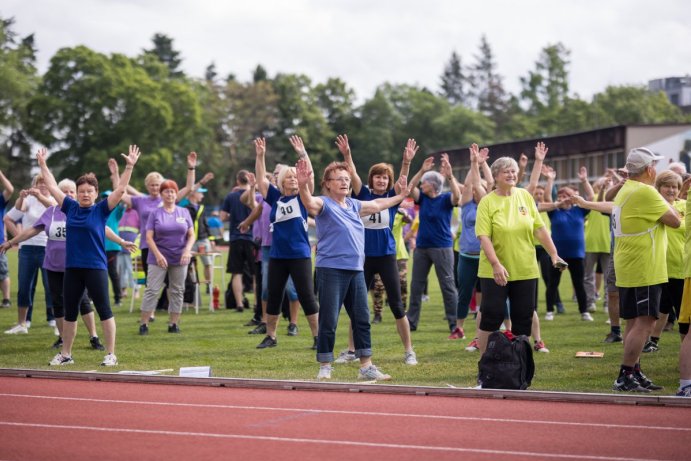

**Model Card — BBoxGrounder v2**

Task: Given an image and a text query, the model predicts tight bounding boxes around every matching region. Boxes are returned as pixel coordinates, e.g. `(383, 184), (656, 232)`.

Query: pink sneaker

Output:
(448, 327), (465, 340)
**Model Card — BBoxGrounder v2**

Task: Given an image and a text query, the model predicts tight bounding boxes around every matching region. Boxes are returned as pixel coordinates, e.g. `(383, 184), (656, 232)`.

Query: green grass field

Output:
(0, 249), (682, 394)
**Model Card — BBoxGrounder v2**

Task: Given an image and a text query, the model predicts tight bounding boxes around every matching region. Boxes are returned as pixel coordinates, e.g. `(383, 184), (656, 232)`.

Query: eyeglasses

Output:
(327, 176), (351, 183)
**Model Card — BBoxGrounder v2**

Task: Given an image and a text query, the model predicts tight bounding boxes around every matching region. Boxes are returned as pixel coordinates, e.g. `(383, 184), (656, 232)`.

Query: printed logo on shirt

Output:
(518, 206), (527, 216)
(176, 217), (187, 224)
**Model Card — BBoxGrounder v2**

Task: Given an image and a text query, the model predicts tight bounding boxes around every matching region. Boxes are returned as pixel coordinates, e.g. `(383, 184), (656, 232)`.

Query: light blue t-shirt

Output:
(315, 196), (364, 271)
(460, 200), (481, 254)
(266, 184), (311, 259)
(62, 196), (112, 270)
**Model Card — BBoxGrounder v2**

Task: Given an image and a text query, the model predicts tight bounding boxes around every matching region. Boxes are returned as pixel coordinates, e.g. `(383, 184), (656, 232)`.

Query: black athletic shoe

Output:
(244, 317), (262, 327)
(642, 340), (659, 353)
(248, 323), (267, 335)
(603, 332), (623, 343)
(287, 323), (298, 336)
(90, 336), (105, 351)
(52, 336), (63, 349)
(635, 370), (663, 390)
(139, 324), (149, 335)
(372, 313), (382, 324)
(256, 335), (277, 349)
(613, 374), (651, 393)
(168, 323), (180, 333)
(311, 336), (318, 350)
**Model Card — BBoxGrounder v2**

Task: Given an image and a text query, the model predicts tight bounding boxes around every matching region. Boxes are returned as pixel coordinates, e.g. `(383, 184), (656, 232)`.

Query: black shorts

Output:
(618, 284), (662, 320)
(227, 239), (256, 275)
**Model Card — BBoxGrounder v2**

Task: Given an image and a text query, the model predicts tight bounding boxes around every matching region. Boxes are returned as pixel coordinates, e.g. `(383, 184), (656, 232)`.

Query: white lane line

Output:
(0, 421), (670, 461)
(0, 393), (688, 432)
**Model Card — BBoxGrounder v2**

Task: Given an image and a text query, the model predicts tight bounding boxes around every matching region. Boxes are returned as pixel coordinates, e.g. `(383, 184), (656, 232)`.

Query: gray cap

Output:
(625, 147), (664, 172)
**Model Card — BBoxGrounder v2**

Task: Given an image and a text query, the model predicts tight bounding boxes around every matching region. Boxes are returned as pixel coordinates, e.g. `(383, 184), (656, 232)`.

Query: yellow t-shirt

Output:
(584, 201), (611, 253)
(613, 180), (670, 287)
(476, 188), (544, 281)
(393, 211), (409, 261)
(666, 199), (686, 279)
(685, 199), (691, 279)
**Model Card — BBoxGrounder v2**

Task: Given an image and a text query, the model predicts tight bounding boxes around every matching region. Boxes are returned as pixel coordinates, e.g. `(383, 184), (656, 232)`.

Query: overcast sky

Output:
(3, 0), (690, 102)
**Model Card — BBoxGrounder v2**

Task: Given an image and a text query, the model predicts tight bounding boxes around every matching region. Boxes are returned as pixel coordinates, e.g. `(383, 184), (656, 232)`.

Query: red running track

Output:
(0, 376), (689, 461)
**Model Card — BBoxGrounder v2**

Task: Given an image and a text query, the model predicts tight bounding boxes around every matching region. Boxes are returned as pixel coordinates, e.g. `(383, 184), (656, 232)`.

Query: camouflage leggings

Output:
(370, 259), (408, 316)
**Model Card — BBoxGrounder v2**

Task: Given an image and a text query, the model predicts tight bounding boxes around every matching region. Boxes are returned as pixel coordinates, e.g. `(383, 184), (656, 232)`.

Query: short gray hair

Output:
(421, 171), (444, 194)
(57, 178), (76, 192)
(490, 157), (519, 180)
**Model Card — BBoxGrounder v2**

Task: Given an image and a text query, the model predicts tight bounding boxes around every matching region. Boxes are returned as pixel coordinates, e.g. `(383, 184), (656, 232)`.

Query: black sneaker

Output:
(603, 332), (623, 343)
(248, 323), (267, 335)
(556, 302), (566, 314)
(52, 336), (63, 349)
(613, 374), (651, 393)
(287, 323), (298, 336)
(148, 316), (155, 323)
(244, 317), (262, 327)
(256, 335), (277, 349)
(168, 324), (180, 333)
(372, 313), (382, 324)
(90, 336), (105, 351)
(1, 298), (10, 308)
(311, 336), (318, 350)
(139, 324), (149, 335)
(635, 370), (663, 390)
(642, 340), (659, 353)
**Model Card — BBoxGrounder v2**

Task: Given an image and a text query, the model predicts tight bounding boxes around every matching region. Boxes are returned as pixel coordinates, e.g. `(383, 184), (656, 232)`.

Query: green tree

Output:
(314, 77), (358, 136)
(143, 33), (183, 78)
(520, 43), (571, 115)
(0, 16), (39, 186)
(590, 85), (686, 126)
(439, 50), (469, 107)
(252, 64), (268, 83)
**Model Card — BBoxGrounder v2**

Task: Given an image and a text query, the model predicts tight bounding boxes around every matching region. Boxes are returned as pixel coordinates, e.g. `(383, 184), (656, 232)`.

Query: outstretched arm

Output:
(0, 225), (42, 253)
(0, 169), (14, 201)
(517, 153), (528, 185)
(360, 175), (410, 215)
(177, 152), (197, 201)
(462, 144), (483, 205)
(36, 148), (65, 206)
(296, 158), (324, 216)
(408, 156), (435, 202)
(108, 145), (140, 210)
(399, 139), (419, 185)
(240, 173), (258, 209)
(570, 195), (614, 214)
(335, 134), (361, 195)
(289, 135), (315, 194)
(254, 138), (271, 198)
(525, 142), (548, 194)
(578, 166), (595, 201)
(440, 153), (461, 206)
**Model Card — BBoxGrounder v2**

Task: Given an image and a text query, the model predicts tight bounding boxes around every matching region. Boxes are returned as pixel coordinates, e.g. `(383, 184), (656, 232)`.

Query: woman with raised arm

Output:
(474, 145), (565, 363)
(405, 153), (462, 334)
(38, 145), (140, 367)
(334, 135), (418, 365)
(0, 179), (136, 350)
(297, 156), (408, 381)
(252, 136), (319, 350)
(137, 179), (195, 335)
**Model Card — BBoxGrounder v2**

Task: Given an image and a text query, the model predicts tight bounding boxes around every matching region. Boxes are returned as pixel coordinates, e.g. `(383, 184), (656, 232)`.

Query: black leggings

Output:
(546, 257), (587, 313)
(364, 254), (405, 319)
(266, 258), (319, 317)
(46, 270), (92, 319)
(107, 250), (121, 303)
(63, 268), (112, 322)
(660, 278), (684, 318)
(479, 278), (536, 336)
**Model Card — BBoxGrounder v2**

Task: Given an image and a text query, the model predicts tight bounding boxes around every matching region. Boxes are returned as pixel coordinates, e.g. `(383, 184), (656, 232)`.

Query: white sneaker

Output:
(101, 353), (118, 367)
(53, 326), (60, 336)
(4, 324), (28, 334)
(317, 365), (333, 380)
(421, 294), (430, 302)
(586, 304), (597, 313)
(358, 365), (391, 381)
(47, 319), (56, 327)
(49, 353), (74, 366)
(25, 321), (31, 328)
(581, 312), (594, 321)
(545, 312), (554, 321)
(334, 350), (357, 364)
(404, 351), (418, 365)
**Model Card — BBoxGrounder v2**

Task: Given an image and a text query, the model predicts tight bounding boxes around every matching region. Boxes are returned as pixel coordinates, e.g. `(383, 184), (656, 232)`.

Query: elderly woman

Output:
(297, 154), (408, 381)
(405, 153), (461, 333)
(3, 174), (55, 335)
(138, 180), (195, 334)
(475, 144), (564, 358)
(252, 136), (319, 349)
(38, 146), (140, 367)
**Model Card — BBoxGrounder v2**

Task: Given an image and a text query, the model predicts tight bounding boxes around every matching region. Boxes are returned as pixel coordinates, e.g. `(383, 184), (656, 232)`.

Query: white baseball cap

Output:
(625, 147), (664, 172)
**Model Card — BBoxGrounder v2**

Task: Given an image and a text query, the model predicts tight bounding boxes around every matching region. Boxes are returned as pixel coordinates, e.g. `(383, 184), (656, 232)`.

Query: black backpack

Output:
(478, 331), (535, 390)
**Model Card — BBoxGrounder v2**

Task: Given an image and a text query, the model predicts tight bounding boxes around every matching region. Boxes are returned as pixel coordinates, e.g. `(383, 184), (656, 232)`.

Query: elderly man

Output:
(612, 147), (681, 392)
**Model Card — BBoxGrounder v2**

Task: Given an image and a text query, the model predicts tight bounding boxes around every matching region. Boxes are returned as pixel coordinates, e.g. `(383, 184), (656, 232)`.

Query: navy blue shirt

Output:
(548, 206), (590, 259)
(221, 189), (253, 242)
(0, 195), (7, 244)
(62, 196), (112, 270)
(265, 184), (311, 259)
(416, 192), (454, 249)
(354, 186), (397, 257)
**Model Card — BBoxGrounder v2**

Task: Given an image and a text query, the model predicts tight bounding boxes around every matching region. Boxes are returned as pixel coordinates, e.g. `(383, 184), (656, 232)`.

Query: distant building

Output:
(438, 124), (691, 187)
(649, 76), (691, 112)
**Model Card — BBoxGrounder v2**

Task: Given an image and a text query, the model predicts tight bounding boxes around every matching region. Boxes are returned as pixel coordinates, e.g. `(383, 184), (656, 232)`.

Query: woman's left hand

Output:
(121, 240), (138, 253)
(181, 250), (192, 265)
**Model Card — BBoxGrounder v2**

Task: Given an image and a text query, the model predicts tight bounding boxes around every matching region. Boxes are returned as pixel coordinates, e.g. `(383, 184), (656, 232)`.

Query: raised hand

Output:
(108, 158), (119, 175)
(478, 147), (490, 164)
(395, 174), (410, 197)
(335, 134), (351, 158)
(246, 172), (257, 188)
(36, 147), (48, 168)
(578, 166), (588, 182)
(289, 135), (307, 157)
(469, 144), (480, 163)
(519, 153), (528, 168)
(200, 172), (214, 185)
(534, 142), (548, 161)
(187, 151), (197, 169)
(403, 139), (419, 163)
(296, 158), (312, 186)
(541, 165), (556, 180)
(440, 153), (453, 178)
(254, 137), (266, 157)
(122, 145), (141, 167)
(421, 156), (435, 172)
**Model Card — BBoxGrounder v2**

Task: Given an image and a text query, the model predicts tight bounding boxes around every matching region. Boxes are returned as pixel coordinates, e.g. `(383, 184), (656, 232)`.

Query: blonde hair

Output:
(655, 170), (682, 191)
(57, 178), (76, 192)
(144, 172), (164, 186)
(277, 166), (297, 194)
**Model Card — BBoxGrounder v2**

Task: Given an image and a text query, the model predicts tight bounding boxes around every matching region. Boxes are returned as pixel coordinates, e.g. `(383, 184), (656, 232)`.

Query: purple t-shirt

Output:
(131, 195), (162, 249)
(315, 196), (364, 271)
(145, 206), (193, 266)
(33, 206), (67, 272)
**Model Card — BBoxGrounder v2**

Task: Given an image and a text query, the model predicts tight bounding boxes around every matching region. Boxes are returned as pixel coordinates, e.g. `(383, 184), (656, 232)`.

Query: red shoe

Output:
(534, 340), (550, 353)
(448, 327), (465, 340)
(465, 338), (479, 352)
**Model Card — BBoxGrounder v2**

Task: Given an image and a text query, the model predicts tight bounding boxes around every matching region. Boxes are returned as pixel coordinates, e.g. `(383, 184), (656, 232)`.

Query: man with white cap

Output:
(612, 147), (681, 392)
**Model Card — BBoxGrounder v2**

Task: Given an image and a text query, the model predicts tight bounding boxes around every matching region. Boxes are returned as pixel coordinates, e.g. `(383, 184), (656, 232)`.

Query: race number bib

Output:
(272, 197), (307, 232)
(362, 209), (390, 230)
(48, 219), (67, 241)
